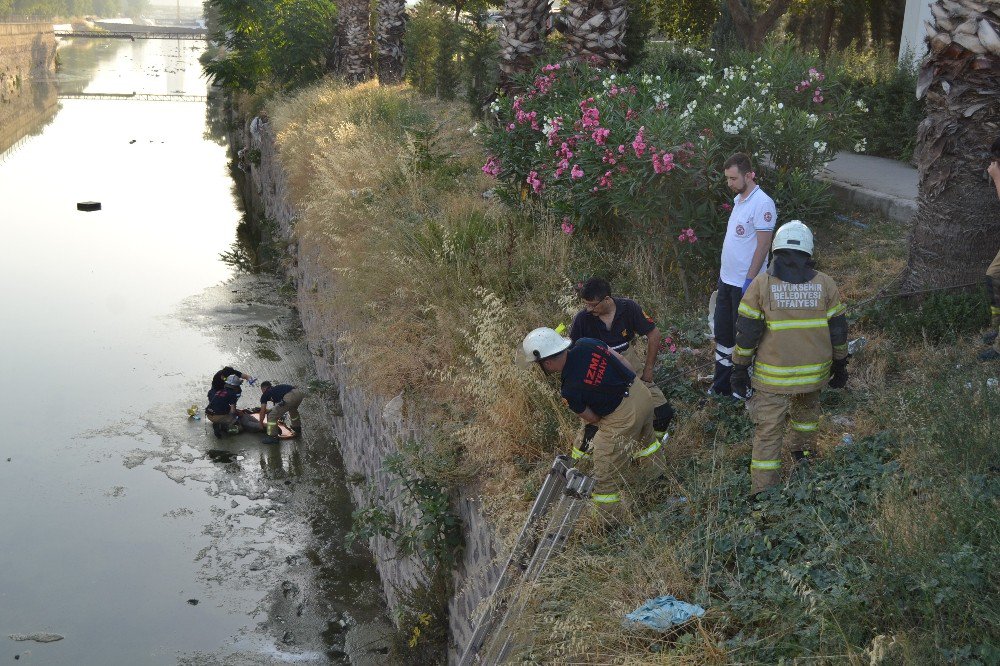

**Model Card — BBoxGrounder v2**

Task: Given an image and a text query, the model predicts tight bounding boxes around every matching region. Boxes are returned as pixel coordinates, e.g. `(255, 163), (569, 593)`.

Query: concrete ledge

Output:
(817, 174), (917, 224)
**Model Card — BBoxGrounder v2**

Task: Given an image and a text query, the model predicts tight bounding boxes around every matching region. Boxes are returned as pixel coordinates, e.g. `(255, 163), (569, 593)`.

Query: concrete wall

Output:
(240, 119), (503, 662)
(0, 23), (57, 157)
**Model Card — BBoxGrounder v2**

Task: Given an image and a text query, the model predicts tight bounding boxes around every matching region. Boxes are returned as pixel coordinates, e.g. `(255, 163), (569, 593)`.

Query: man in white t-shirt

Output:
(711, 153), (776, 397)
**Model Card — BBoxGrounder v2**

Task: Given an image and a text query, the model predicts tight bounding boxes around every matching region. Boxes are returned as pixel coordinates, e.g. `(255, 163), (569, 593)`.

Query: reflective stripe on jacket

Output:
(734, 271), (845, 394)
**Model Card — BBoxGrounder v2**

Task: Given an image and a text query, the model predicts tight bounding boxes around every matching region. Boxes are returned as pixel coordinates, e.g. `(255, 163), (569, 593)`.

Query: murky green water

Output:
(0, 36), (389, 664)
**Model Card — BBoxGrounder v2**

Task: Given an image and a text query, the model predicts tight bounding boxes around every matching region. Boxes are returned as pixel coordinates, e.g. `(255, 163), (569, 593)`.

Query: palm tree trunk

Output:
(498, 0), (552, 92)
(340, 0), (373, 83)
(561, 0), (628, 66)
(376, 0), (405, 84)
(903, 0), (1000, 290)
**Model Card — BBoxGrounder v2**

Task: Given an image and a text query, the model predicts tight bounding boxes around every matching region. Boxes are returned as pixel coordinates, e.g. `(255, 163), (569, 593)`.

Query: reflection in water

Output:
(0, 78), (57, 159)
(219, 212), (283, 273)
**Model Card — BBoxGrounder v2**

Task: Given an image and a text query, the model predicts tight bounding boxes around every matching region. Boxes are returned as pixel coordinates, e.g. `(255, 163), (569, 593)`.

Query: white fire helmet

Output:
(225, 374), (243, 388)
(772, 220), (814, 256)
(522, 327), (571, 363)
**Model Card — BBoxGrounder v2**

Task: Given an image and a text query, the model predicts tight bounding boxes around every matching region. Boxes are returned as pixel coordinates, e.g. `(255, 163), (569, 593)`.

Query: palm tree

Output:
(376, 0), (406, 84)
(340, 0), (373, 83)
(561, 0), (628, 66)
(498, 0), (552, 91)
(903, 0), (1000, 290)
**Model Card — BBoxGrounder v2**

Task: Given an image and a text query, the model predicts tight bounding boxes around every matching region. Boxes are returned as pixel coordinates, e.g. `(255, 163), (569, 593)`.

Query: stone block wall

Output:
(0, 23), (57, 157)
(241, 118), (504, 662)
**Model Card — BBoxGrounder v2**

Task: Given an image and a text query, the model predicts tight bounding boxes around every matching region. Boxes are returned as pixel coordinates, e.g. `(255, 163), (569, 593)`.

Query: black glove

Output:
(580, 423), (598, 452)
(829, 358), (849, 389)
(731, 365), (751, 398)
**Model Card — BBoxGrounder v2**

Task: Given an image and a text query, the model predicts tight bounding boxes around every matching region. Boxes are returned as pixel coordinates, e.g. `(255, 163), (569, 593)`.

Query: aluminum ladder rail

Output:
(459, 455), (572, 666)
(460, 458), (595, 665)
(485, 470), (595, 665)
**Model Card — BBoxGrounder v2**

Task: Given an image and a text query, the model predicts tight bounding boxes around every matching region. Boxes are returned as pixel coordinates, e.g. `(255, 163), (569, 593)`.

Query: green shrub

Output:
(859, 289), (989, 343)
(831, 46), (923, 163)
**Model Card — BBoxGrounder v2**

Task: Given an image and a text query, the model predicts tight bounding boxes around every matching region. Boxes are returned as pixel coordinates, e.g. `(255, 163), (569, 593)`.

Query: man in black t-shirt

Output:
(569, 278), (672, 432)
(523, 327), (666, 508)
(259, 382), (307, 443)
(205, 375), (242, 438)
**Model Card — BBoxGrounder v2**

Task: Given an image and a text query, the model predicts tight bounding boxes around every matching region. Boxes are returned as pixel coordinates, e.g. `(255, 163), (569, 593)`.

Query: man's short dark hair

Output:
(991, 137), (1000, 161)
(260, 381), (273, 390)
(724, 152), (753, 174)
(578, 277), (611, 302)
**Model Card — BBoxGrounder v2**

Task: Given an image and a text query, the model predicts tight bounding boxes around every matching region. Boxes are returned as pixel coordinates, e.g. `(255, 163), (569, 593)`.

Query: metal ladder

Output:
(459, 455), (595, 666)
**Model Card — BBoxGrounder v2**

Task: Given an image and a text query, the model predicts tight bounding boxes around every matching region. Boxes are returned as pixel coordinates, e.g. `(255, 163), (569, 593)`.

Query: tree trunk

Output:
(561, 0), (629, 67)
(902, 1), (1000, 291)
(376, 0), (406, 84)
(725, 0), (794, 49)
(340, 0), (373, 84)
(819, 4), (836, 57)
(497, 0), (552, 92)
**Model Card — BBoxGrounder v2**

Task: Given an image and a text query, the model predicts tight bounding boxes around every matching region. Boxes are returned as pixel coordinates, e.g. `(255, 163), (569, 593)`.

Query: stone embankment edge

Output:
(240, 118), (503, 664)
(817, 175), (917, 224)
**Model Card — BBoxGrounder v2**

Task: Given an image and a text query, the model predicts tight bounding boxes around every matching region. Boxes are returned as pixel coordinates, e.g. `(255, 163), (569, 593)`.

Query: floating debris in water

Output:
(9, 632), (64, 643)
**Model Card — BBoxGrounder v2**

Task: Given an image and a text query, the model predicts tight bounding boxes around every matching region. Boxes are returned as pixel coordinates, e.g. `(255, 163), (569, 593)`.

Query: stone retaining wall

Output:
(0, 23), (57, 157)
(239, 118), (503, 663)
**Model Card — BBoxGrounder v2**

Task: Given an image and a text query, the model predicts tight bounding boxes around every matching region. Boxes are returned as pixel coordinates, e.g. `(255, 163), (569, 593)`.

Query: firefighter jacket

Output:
(732, 269), (848, 394)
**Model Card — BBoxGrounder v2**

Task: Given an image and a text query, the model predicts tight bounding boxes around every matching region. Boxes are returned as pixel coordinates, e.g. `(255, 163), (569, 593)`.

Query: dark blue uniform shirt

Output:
(560, 338), (635, 417)
(206, 388), (239, 415)
(261, 384), (295, 405)
(569, 297), (656, 351)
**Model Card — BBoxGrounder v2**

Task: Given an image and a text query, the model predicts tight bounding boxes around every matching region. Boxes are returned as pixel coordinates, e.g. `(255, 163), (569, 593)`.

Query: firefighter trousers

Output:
(622, 343), (668, 409)
(987, 249), (1000, 350)
(589, 380), (665, 508)
(747, 389), (820, 495)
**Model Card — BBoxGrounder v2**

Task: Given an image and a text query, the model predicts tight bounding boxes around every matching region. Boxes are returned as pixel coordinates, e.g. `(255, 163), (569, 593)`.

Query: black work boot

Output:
(653, 403), (675, 433)
(212, 422), (223, 439)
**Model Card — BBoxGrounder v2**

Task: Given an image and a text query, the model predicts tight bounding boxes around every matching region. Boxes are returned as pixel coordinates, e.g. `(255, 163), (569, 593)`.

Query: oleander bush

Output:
(480, 45), (865, 276)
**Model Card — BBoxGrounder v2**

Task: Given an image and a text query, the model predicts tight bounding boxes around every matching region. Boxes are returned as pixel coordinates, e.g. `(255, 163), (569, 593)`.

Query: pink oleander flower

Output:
(598, 170), (614, 188)
(581, 107), (600, 130)
(813, 90), (824, 104)
(601, 149), (617, 165)
(482, 155), (501, 177)
(506, 122), (515, 132)
(592, 127), (610, 145)
(795, 80), (810, 93)
(631, 127), (647, 157)
(542, 63), (561, 73)
(526, 170), (544, 194)
(677, 227), (698, 244)
(561, 217), (574, 234)
(571, 164), (584, 180)
(617, 144), (626, 154)
(808, 67), (826, 82)
(652, 151), (675, 175)
(721, 202), (732, 212)
(625, 108), (638, 121)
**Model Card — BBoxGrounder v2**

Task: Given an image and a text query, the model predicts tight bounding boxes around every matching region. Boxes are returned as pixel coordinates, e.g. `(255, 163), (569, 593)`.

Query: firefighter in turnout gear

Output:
(522, 327), (666, 508)
(979, 137), (1000, 362)
(729, 221), (849, 496)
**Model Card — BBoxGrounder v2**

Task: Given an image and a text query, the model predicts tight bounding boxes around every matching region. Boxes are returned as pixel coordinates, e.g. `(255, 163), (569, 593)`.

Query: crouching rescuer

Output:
(522, 327), (666, 508)
(729, 221), (849, 496)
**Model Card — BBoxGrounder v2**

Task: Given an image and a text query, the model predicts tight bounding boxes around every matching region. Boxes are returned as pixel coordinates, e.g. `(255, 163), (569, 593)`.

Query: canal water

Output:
(0, 36), (390, 664)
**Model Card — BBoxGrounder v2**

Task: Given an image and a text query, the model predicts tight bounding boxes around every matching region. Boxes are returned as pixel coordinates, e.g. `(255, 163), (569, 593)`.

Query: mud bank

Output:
(235, 117), (503, 662)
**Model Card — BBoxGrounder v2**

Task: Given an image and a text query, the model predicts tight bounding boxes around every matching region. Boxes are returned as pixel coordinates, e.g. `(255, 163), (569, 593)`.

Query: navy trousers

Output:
(711, 280), (744, 396)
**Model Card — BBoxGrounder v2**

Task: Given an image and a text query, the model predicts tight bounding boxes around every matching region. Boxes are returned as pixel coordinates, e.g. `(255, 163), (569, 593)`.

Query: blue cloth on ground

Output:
(623, 595), (705, 631)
